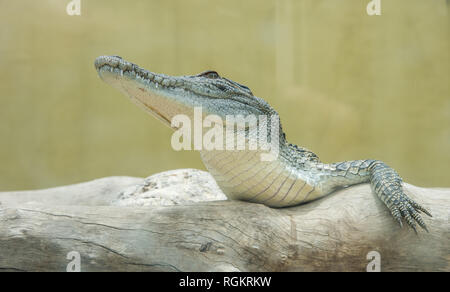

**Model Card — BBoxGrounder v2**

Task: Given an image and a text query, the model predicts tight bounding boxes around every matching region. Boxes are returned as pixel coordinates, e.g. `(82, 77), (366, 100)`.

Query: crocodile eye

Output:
(198, 70), (220, 79)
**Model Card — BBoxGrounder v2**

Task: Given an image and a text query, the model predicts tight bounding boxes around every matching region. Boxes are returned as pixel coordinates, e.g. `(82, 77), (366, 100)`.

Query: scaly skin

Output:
(94, 55), (432, 232)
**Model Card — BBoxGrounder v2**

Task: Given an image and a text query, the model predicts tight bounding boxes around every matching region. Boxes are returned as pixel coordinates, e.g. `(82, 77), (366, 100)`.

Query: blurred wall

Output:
(0, 0), (448, 190)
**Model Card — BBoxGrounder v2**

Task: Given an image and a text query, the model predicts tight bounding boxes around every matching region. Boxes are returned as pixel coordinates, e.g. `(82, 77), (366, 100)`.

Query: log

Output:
(0, 169), (448, 272)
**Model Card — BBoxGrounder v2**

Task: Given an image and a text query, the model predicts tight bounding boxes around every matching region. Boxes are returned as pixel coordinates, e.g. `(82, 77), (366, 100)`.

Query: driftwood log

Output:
(0, 169), (448, 272)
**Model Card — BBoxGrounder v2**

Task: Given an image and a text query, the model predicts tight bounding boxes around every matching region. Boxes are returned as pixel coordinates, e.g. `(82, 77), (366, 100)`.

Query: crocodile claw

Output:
(389, 193), (431, 233)
(370, 161), (431, 233)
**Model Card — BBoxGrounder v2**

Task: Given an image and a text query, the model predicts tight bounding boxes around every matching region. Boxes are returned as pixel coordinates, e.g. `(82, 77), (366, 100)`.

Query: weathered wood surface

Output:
(0, 170), (448, 272)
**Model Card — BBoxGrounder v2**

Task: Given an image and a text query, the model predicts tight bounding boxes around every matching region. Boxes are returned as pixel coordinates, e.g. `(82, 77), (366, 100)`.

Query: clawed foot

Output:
(388, 192), (432, 233)
(370, 161), (432, 233)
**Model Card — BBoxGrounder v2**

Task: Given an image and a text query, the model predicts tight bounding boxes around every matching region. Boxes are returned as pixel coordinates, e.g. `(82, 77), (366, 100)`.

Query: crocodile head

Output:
(94, 55), (277, 129)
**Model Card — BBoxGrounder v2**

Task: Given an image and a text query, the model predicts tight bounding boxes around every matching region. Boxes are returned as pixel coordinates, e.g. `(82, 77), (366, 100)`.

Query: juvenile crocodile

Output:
(94, 55), (431, 232)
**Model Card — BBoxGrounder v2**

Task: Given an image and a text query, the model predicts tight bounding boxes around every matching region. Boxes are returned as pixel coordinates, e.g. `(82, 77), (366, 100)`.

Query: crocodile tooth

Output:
(111, 59), (119, 67)
(119, 62), (130, 71)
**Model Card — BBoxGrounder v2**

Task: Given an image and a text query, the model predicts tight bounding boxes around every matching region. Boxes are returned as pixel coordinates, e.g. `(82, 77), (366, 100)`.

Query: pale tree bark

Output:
(0, 170), (448, 272)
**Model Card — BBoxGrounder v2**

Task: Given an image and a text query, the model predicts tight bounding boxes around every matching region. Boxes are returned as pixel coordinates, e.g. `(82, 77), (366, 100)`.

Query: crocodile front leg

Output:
(320, 159), (432, 232)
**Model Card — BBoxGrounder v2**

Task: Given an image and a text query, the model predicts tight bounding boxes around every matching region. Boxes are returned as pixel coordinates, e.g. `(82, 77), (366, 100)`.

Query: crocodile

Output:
(94, 55), (431, 232)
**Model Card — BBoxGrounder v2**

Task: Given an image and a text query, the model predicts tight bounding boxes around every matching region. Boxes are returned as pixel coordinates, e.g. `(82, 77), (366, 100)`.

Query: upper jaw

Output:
(94, 55), (256, 99)
(94, 55), (178, 87)
(94, 55), (220, 99)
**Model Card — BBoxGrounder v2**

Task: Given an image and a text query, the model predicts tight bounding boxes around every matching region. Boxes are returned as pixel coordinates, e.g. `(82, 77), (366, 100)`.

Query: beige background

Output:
(0, 0), (448, 191)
